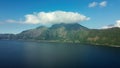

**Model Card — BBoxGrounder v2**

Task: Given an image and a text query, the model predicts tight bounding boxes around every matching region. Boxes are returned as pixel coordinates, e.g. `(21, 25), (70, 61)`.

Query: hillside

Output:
(86, 27), (120, 45)
(17, 23), (89, 41)
(0, 23), (120, 46)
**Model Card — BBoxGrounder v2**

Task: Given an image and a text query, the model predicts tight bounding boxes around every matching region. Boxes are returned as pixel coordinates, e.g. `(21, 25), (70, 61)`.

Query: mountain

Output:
(17, 26), (48, 40)
(0, 34), (16, 40)
(50, 23), (88, 30)
(17, 23), (89, 41)
(0, 23), (120, 46)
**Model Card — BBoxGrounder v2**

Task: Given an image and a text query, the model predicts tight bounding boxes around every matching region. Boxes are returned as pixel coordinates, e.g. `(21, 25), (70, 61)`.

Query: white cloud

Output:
(88, 2), (98, 8)
(102, 25), (114, 29)
(24, 11), (90, 25)
(4, 19), (24, 24)
(88, 1), (107, 8)
(5, 19), (17, 23)
(102, 20), (120, 29)
(115, 20), (120, 27)
(99, 1), (107, 7)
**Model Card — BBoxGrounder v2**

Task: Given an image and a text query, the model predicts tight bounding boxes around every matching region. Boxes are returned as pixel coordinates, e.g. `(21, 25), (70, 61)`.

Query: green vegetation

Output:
(86, 28), (120, 45)
(0, 23), (120, 46)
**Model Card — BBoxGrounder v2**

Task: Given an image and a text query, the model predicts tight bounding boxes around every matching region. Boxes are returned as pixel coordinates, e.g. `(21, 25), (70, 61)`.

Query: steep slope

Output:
(17, 26), (48, 39)
(47, 23), (89, 41)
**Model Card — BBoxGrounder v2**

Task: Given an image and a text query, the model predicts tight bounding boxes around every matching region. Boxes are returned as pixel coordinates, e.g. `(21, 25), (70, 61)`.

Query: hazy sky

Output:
(0, 0), (120, 33)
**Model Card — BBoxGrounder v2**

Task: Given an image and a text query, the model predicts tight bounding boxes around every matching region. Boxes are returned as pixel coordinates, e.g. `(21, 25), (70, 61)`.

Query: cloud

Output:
(88, 2), (98, 8)
(102, 24), (114, 29)
(24, 11), (90, 25)
(115, 20), (120, 27)
(5, 19), (17, 23)
(99, 1), (107, 7)
(102, 20), (120, 29)
(88, 1), (107, 8)
(0, 20), (16, 24)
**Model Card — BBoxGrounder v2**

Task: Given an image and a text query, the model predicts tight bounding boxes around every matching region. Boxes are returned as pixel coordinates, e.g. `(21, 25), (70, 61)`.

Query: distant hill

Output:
(0, 34), (16, 40)
(87, 27), (120, 45)
(0, 23), (120, 46)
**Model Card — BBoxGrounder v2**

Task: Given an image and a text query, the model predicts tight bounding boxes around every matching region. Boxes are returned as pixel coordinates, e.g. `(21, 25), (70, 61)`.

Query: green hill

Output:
(0, 23), (120, 46)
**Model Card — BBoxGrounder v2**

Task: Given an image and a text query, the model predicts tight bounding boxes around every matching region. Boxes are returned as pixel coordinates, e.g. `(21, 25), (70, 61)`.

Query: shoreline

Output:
(0, 39), (120, 47)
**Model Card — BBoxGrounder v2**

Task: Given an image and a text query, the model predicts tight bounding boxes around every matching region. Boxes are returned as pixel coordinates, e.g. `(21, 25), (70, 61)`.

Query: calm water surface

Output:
(0, 40), (120, 68)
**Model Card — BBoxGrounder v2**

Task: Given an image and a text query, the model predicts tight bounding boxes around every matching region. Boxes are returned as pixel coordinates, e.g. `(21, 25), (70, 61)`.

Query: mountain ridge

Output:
(0, 23), (120, 46)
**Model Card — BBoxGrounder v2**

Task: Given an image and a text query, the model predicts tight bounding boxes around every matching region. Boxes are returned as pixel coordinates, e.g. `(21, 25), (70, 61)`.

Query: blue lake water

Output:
(0, 40), (120, 68)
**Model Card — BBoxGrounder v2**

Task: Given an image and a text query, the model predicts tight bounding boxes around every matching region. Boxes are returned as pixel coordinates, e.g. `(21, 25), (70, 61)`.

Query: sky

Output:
(0, 0), (120, 34)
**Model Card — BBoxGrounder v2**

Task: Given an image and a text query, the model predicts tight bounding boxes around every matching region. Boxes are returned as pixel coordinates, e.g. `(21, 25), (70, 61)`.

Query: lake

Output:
(0, 40), (120, 68)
